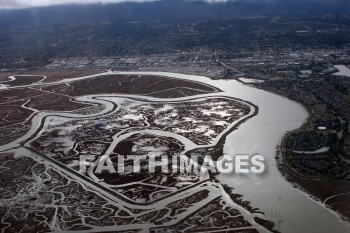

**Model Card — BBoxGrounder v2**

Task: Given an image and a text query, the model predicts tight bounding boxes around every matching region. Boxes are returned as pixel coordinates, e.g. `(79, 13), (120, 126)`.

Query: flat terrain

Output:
(0, 71), (278, 233)
(0, 72), (219, 146)
(0, 70), (101, 83)
(42, 74), (219, 97)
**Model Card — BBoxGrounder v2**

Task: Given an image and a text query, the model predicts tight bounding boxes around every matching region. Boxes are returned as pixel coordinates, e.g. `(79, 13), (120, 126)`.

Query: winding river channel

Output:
(1, 71), (350, 233)
(116, 72), (350, 233)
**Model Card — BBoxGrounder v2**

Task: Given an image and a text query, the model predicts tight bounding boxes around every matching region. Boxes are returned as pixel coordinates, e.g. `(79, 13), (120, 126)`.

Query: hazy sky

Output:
(0, 0), (326, 10)
(0, 0), (161, 9)
(0, 0), (244, 10)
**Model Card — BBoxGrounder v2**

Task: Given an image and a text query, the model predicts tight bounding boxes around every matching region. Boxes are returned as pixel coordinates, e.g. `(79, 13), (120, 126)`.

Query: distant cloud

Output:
(0, 0), (335, 10)
(0, 0), (158, 10)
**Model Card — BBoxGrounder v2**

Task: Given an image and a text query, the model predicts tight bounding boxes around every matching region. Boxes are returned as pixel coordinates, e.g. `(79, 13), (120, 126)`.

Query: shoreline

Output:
(257, 83), (350, 224)
(277, 138), (350, 223)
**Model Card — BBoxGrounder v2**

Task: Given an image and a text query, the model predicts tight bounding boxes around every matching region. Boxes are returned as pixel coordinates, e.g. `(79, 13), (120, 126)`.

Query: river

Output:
(1, 71), (349, 233)
(116, 72), (350, 233)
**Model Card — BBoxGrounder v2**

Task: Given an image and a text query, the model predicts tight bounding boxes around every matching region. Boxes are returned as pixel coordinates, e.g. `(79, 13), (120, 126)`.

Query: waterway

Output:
(1, 71), (349, 233)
